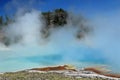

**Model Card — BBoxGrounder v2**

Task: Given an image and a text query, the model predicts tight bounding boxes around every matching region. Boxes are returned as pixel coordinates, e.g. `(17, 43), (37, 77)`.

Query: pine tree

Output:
(0, 16), (3, 25)
(5, 15), (13, 25)
(0, 16), (3, 30)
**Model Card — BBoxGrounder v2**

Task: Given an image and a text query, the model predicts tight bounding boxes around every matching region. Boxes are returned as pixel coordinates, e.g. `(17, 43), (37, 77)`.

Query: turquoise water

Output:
(0, 45), (110, 72)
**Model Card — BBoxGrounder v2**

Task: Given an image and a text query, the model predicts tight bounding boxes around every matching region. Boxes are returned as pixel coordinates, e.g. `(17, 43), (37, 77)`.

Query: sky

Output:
(0, 0), (120, 17)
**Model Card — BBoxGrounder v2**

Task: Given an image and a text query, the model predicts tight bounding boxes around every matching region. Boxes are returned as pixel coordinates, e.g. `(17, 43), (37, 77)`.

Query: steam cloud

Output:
(0, 9), (92, 72)
(91, 11), (120, 72)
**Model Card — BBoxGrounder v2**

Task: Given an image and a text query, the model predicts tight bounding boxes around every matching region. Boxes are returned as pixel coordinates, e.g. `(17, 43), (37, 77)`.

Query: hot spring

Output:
(0, 10), (120, 73)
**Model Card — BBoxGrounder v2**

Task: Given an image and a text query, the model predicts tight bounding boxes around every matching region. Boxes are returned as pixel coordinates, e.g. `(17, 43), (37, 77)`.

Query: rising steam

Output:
(0, 9), (92, 72)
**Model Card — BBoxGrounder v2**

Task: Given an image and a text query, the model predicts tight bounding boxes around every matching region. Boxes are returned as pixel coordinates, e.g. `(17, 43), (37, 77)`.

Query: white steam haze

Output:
(5, 10), (41, 45)
(91, 11), (120, 72)
(0, 0), (120, 73)
(0, 10), (93, 72)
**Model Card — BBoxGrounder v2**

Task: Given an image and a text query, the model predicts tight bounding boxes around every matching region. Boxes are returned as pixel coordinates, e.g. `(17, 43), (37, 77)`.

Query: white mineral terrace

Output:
(27, 69), (120, 80)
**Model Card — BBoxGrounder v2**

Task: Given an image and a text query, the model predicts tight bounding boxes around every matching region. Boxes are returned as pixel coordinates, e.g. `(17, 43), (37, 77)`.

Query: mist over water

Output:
(0, 0), (120, 73)
(0, 10), (96, 72)
(91, 12), (120, 72)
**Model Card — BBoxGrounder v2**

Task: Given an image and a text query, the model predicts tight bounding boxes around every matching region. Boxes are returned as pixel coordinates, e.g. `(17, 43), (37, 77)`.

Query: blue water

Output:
(0, 44), (112, 72)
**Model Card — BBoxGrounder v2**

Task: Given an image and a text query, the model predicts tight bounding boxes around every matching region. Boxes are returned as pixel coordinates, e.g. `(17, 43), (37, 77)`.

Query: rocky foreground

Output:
(0, 65), (120, 80)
